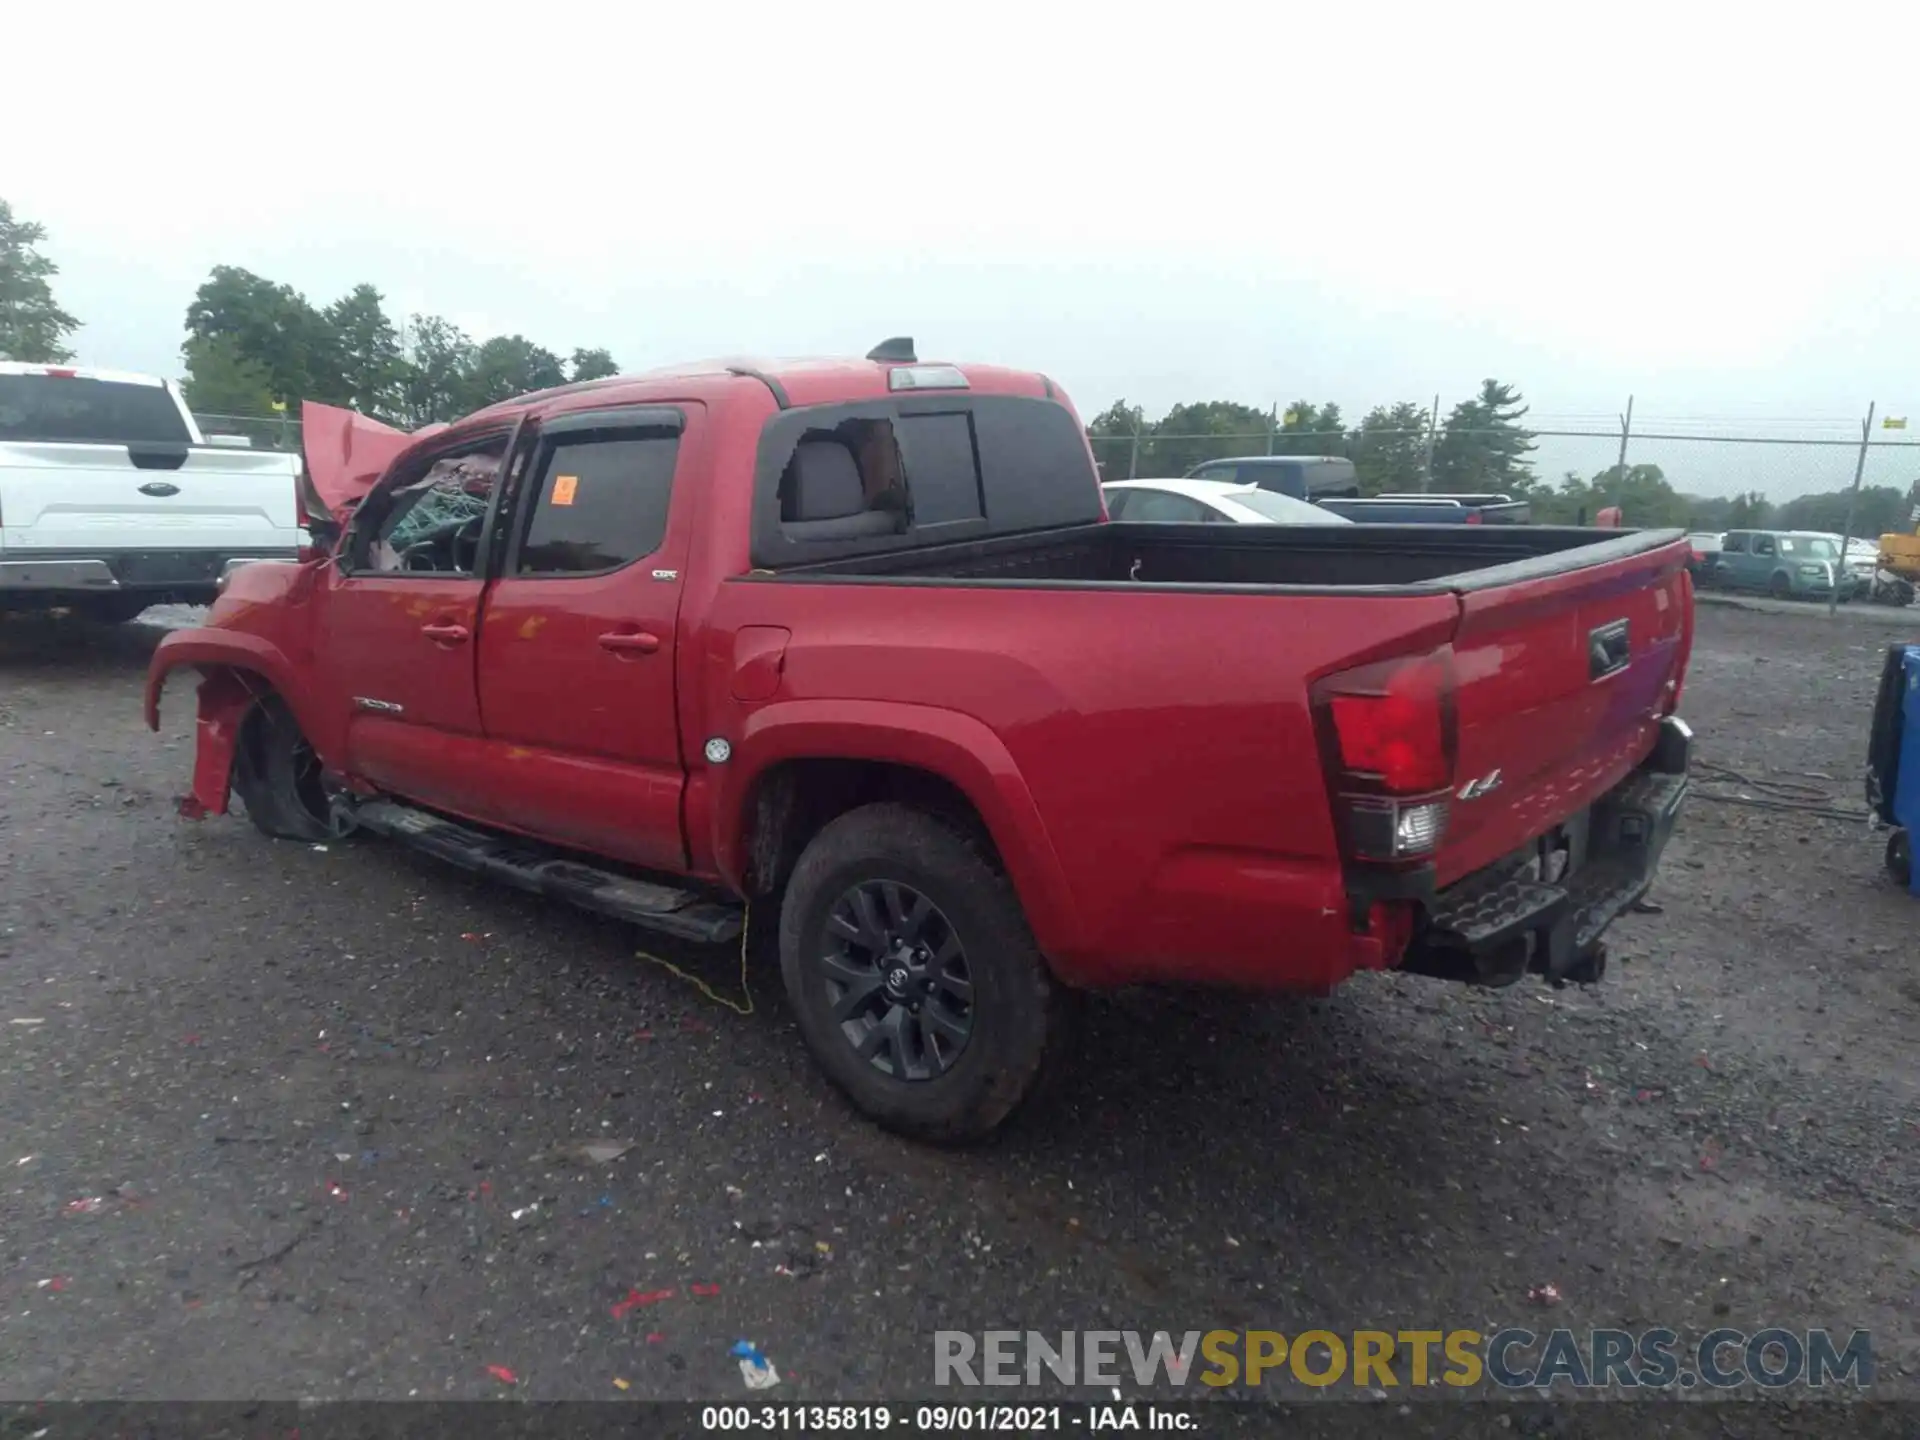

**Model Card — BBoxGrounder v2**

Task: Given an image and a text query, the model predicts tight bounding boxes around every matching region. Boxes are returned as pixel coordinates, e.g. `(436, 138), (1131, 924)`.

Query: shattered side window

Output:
(365, 451), (502, 574)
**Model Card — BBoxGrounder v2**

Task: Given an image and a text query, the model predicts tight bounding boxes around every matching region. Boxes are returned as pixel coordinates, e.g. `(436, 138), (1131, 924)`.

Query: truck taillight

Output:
(1465, 510), (1483, 525)
(1312, 649), (1458, 862)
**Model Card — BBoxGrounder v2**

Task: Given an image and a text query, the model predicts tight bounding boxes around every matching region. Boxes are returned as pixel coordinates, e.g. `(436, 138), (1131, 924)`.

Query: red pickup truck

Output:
(146, 341), (1695, 1141)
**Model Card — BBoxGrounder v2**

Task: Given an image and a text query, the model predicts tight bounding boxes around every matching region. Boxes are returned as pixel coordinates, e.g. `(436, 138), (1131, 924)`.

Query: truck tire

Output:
(1768, 572), (1792, 599)
(779, 802), (1061, 1143)
(232, 696), (332, 841)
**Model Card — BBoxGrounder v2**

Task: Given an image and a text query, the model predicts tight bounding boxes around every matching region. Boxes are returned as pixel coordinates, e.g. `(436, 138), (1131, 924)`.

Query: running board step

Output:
(346, 799), (744, 945)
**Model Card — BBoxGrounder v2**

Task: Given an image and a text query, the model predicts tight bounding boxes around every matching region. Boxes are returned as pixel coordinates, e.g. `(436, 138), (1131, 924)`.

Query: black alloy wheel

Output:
(820, 879), (974, 1081)
(777, 803), (1065, 1142)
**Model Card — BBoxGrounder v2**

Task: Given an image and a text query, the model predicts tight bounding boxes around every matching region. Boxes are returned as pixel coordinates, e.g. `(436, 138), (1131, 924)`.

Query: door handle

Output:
(599, 630), (661, 655)
(421, 621), (470, 644)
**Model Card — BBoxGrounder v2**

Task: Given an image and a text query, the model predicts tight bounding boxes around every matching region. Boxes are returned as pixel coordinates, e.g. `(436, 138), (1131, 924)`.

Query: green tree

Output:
(463, 335), (566, 409)
(399, 314), (476, 427)
(1724, 490), (1774, 529)
(1352, 402), (1431, 495)
(1143, 400), (1271, 477)
(180, 333), (276, 415)
(1273, 401), (1346, 457)
(185, 266), (340, 406)
(1582, 463), (1690, 528)
(1432, 379), (1537, 492)
(0, 199), (80, 363)
(1085, 399), (1146, 479)
(568, 347), (619, 382)
(324, 284), (403, 418)
(1776, 485), (1906, 539)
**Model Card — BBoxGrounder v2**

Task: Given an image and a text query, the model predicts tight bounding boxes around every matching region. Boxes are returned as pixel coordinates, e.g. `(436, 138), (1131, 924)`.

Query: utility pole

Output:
(1616, 395), (1634, 478)
(1829, 401), (1877, 618)
(1128, 424), (1141, 481)
(1420, 393), (1440, 493)
(1266, 402), (1278, 456)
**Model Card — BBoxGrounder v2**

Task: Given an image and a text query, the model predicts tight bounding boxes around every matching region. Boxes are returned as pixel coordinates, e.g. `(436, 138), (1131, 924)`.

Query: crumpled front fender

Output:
(175, 669), (269, 820)
(147, 630), (287, 820)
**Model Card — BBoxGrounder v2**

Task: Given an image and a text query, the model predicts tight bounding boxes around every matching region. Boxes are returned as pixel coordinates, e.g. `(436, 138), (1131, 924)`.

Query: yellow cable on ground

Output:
(633, 907), (755, 1016)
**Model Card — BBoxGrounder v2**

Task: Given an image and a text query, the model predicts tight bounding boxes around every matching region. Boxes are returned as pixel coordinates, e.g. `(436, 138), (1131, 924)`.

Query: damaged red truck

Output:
(146, 342), (1694, 1141)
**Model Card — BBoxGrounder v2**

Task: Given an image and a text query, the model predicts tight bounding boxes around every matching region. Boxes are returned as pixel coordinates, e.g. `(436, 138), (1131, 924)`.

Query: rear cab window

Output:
(0, 373), (192, 445)
(752, 395), (1099, 569)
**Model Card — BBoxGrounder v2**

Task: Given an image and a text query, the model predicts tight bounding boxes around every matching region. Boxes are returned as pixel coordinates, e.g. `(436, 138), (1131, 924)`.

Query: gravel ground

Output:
(1, 603), (1916, 1415)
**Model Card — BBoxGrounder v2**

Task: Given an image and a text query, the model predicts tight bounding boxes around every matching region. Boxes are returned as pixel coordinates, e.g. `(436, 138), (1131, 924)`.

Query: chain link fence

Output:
(198, 405), (1920, 533)
(194, 411), (301, 451)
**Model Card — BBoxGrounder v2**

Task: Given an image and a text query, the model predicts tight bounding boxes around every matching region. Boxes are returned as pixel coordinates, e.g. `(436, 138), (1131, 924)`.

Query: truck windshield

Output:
(0, 375), (193, 445)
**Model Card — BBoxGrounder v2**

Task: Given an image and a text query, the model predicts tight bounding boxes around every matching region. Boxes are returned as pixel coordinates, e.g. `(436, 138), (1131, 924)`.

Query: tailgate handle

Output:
(1589, 619), (1630, 680)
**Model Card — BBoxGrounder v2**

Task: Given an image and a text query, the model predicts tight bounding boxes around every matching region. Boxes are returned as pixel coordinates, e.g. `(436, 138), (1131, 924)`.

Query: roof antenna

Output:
(866, 337), (916, 363)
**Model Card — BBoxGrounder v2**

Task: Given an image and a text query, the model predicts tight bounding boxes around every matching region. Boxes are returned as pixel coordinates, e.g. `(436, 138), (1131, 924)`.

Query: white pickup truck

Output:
(0, 362), (303, 621)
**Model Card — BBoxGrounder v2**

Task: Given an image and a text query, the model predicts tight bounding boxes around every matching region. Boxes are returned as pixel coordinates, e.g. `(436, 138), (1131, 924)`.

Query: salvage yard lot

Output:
(1, 604), (1916, 1403)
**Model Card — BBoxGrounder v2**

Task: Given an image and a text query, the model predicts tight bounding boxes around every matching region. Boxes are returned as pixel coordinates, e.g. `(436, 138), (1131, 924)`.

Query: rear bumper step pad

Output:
(1415, 767), (1688, 984)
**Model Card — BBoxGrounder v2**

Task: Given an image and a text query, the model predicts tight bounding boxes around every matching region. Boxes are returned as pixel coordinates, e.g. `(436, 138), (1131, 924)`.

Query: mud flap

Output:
(176, 670), (259, 819)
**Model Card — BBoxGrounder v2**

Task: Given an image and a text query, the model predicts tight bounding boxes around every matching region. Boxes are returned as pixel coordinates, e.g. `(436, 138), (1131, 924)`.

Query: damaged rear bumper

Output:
(1403, 717), (1691, 986)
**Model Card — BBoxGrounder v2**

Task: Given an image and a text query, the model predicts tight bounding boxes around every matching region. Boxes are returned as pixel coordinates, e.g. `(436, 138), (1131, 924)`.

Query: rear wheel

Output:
(1768, 572), (1792, 600)
(232, 696), (332, 841)
(778, 803), (1063, 1143)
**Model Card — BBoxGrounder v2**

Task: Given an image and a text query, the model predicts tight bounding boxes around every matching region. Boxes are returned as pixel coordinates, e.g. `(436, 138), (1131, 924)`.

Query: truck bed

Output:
(775, 520), (1680, 592)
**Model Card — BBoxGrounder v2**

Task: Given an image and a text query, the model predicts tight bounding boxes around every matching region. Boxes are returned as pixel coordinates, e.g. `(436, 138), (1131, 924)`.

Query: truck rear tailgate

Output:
(1436, 536), (1692, 885)
(0, 441), (301, 554)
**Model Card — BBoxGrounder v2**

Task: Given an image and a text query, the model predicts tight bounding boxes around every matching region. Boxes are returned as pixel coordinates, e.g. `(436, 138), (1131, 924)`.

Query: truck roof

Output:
(460, 353), (1057, 432)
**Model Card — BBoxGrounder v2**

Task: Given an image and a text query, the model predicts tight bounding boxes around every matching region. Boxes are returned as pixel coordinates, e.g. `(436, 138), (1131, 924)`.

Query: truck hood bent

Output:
(302, 402), (445, 515)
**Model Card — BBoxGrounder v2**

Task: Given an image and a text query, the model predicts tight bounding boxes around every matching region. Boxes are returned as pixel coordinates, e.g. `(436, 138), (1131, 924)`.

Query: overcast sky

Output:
(12, 1), (1920, 492)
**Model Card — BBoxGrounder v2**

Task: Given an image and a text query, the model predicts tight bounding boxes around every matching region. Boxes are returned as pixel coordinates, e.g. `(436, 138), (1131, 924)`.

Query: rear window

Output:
(896, 412), (984, 524)
(518, 434), (679, 575)
(0, 374), (192, 445)
(752, 395), (1100, 567)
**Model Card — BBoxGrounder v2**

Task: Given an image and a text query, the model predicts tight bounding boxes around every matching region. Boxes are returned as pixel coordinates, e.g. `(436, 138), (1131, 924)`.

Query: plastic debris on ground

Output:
(486, 1365), (519, 1386)
(63, 1198), (104, 1215)
(1527, 1283), (1562, 1307)
(732, 1341), (781, 1390)
(326, 1181), (349, 1201)
(36, 1277), (68, 1291)
(689, 1283), (721, 1296)
(10, 1018), (45, 1027)
(612, 1378), (630, 1391)
(610, 1288), (676, 1319)
(578, 1141), (634, 1164)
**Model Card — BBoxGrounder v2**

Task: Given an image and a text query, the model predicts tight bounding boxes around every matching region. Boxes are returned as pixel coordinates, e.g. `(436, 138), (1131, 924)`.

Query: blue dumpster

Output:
(1865, 643), (1920, 892)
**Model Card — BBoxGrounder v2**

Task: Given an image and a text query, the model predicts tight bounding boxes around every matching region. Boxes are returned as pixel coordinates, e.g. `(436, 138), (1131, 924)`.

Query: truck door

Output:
(474, 404), (698, 871)
(315, 434), (509, 815)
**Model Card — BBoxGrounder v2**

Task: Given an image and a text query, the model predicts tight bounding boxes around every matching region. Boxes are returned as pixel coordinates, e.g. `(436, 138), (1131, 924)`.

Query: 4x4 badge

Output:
(1457, 769), (1503, 801)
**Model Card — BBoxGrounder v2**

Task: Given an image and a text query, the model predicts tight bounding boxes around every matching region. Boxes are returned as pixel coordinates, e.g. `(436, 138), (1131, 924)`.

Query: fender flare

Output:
(145, 629), (304, 733)
(709, 699), (1082, 955)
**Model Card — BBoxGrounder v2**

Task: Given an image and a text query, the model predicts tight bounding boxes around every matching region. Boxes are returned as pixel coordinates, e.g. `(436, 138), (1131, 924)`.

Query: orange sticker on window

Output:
(552, 474), (579, 506)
